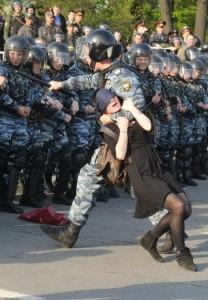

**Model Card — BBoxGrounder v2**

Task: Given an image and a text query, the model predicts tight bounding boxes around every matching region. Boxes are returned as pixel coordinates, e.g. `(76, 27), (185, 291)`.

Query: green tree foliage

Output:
(172, 0), (196, 29)
(131, 0), (161, 30)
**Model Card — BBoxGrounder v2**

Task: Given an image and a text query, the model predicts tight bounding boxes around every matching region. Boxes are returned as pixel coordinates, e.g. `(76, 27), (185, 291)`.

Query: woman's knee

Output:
(177, 193), (192, 219)
(164, 193), (185, 215)
(184, 203), (192, 219)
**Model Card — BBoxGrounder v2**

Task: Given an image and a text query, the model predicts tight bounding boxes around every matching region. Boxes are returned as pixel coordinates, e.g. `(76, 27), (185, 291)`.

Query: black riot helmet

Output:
(149, 54), (164, 75)
(75, 37), (86, 61)
(27, 45), (46, 67)
(86, 29), (117, 62)
(23, 36), (36, 46)
(99, 23), (110, 31)
(190, 58), (205, 72)
(185, 46), (200, 61)
(154, 49), (170, 69)
(129, 43), (152, 66)
(200, 44), (208, 53)
(172, 54), (181, 66)
(5, 35), (30, 64)
(179, 62), (193, 79)
(166, 53), (181, 74)
(47, 42), (70, 66)
(197, 55), (208, 69)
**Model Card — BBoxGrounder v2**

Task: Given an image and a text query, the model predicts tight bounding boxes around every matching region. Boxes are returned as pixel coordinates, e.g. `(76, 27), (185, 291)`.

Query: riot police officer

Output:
(44, 42), (77, 204)
(40, 29), (146, 248)
(0, 35), (32, 213)
(66, 39), (100, 202)
(21, 45), (48, 207)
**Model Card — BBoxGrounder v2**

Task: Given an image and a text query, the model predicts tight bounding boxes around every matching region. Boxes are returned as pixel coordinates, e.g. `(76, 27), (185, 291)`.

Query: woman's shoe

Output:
(176, 247), (197, 272)
(140, 231), (165, 263)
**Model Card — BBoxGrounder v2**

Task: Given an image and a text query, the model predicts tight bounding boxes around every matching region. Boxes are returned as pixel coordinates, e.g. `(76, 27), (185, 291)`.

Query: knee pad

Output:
(184, 147), (192, 157)
(0, 145), (9, 167)
(59, 144), (71, 166)
(32, 152), (45, 169)
(72, 150), (88, 169)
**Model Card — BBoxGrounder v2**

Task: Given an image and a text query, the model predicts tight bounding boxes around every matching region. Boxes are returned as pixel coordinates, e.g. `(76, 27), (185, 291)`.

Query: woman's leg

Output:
(151, 193), (186, 250)
(156, 192), (191, 254)
(150, 193), (196, 271)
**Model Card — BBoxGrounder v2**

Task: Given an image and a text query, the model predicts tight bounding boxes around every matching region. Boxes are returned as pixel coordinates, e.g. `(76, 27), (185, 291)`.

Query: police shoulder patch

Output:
(122, 80), (132, 92)
(114, 68), (121, 75)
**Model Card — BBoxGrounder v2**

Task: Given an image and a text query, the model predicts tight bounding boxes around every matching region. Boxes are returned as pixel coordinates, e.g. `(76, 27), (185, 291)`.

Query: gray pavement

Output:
(0, 180), (208, 300)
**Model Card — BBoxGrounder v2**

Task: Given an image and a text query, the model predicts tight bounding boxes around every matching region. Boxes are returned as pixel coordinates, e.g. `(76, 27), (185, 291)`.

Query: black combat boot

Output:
(65, 178), (77, 203)
(176, 247), (197, 272)
(95, 185), (109, 202)
(140, 231), (165, 263)
(157, 231), (174, 254)
(106, 184), (120, 198)
(40, 222), (81, 248)
(192, 173), (207, 180)
(53, 192), (71, 205)
(21, 169), (45, 208)
(182, 177), (198, 187)
(44, 171), (54, 194)
(1, 168), (23, 214)
(53, 175), (71, 205)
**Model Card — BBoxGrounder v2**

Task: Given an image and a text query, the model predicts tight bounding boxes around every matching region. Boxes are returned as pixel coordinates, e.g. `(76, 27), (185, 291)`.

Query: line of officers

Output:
(0, 33), (208, 214)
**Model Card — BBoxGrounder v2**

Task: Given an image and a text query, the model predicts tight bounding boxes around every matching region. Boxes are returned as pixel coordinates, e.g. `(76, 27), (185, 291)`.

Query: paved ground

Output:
(0, 180), (208, 300)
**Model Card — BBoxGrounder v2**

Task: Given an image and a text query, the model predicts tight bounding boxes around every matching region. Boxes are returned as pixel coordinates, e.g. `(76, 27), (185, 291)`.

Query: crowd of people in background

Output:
(0, 1), (204, 54)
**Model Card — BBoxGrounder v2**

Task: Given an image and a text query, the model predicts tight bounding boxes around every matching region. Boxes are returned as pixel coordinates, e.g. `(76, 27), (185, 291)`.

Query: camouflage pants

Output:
(154, 118), (179, 149)
(193, 115), (206, 144)
(39, 120), (69, 174)
(178, 118), (194, 147)
(68, 148), (103, 226)
(0, 115), (28, 149)
(67, 117), (101, 153)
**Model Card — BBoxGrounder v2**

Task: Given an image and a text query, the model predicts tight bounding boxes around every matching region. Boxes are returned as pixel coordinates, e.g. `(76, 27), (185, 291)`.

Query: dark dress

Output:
(104, 121), (183, 219)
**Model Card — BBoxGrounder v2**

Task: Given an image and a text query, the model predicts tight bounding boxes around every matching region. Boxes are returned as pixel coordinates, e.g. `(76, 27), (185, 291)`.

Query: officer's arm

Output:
(0, 70), (20, 113)
(0, 92), (21, 113)
(61, 73), (100, 91)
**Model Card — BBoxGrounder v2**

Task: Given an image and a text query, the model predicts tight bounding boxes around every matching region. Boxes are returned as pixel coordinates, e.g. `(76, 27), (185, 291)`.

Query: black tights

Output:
(152, 193), (192, 251)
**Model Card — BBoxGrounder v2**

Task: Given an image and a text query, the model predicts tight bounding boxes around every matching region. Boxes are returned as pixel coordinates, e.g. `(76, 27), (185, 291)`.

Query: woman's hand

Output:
(100, 114), (112, 125)
(122, 99), (137, 114)
(116, 116), (129, 132)
(115, 117), (129, 160)
(123, 100), (152, 131)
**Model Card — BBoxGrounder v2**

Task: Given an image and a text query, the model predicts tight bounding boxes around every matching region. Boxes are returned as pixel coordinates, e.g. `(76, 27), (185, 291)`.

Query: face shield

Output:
(134, 55), (151, 71)
(149, 55), (164, 75)
(48, 51), (70, 66)
(149, 61), (164, 75)
(78, 43), (93, 67)
(179, 65), (192, 79)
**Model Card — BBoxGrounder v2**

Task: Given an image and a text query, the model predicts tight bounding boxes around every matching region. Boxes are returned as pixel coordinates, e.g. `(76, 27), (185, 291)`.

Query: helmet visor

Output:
(49, 52), (70, 65)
